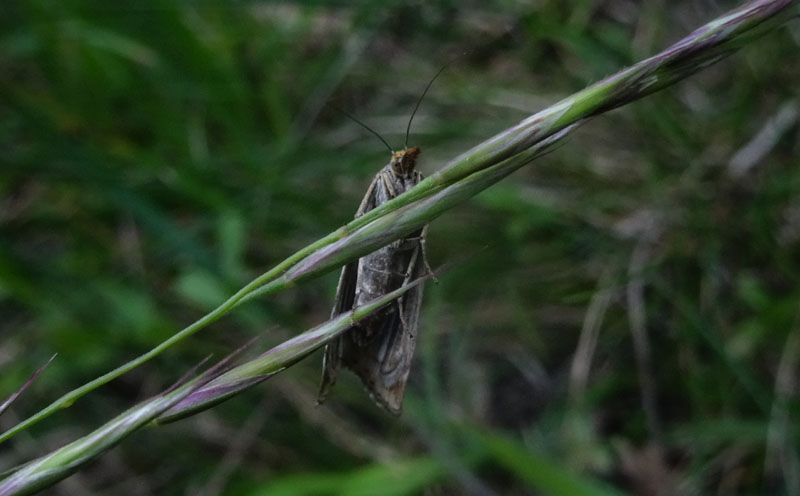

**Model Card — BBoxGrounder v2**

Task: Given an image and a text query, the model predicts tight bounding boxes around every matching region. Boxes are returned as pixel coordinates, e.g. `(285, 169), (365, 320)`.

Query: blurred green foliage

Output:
(1, 0), (799, 494)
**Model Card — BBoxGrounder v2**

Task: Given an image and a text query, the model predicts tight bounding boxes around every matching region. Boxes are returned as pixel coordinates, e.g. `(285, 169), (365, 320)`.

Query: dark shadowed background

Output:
(1, 1), (799, 495)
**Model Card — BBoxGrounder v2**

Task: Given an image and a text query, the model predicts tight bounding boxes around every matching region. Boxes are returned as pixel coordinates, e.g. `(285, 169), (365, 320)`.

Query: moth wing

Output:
(376, 244), (425, 414)
(330, 261), (359, 318)
(346, 170), (427, 414)
(317, 261), (358, 404)
(318, 171), (382, 404)
(343, 240), (425, 415)
(374, 178), (426, 412)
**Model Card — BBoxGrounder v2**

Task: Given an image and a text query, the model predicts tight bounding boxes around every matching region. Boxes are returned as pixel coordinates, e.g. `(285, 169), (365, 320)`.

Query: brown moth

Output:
(317, 69), (445, 414)
(318, 147), (428, 414)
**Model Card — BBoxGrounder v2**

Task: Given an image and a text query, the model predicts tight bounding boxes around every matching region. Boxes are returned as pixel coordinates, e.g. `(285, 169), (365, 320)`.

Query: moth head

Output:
(390, 147), (421, 177)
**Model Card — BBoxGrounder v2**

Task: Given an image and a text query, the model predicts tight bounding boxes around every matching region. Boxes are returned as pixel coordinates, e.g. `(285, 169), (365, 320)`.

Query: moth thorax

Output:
(390, 147), (421, 177)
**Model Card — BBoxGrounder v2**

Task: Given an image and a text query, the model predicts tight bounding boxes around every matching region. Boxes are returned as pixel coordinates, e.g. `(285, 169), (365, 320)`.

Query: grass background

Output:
(1, 1), (799, 495)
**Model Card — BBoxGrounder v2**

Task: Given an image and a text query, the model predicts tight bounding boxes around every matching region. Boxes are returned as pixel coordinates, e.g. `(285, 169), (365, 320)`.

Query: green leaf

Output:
(248, 458), (446, 496)
(476, 431), (628, 496)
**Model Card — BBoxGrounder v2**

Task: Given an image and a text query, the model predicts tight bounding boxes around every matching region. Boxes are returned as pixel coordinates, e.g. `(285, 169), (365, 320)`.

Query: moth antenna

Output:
(333, 105), (394, 153)
(404, 62), (451, 150)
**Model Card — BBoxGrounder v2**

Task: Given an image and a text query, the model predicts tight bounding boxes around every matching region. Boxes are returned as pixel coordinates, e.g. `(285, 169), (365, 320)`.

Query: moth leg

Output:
(418, 224), (438, 283)
(401, 227), (437, 282)
(401, 240), (422, 280)
(396, 294), (411, 333)
(393, 244), (419, 334)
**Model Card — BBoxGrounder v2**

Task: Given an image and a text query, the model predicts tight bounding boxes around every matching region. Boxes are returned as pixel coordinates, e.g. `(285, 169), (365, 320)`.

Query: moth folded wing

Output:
(319, 167), (386, 406)
(340, 306), (400, 415)
(343, 258), (426, 415)
(318, 261), (358, 404)
(377, 258), (426, 413)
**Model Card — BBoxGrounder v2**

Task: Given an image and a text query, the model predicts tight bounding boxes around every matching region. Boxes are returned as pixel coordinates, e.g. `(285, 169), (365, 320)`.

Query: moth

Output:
(318, 146), (429, 414)
(317, 69), (445, 414)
